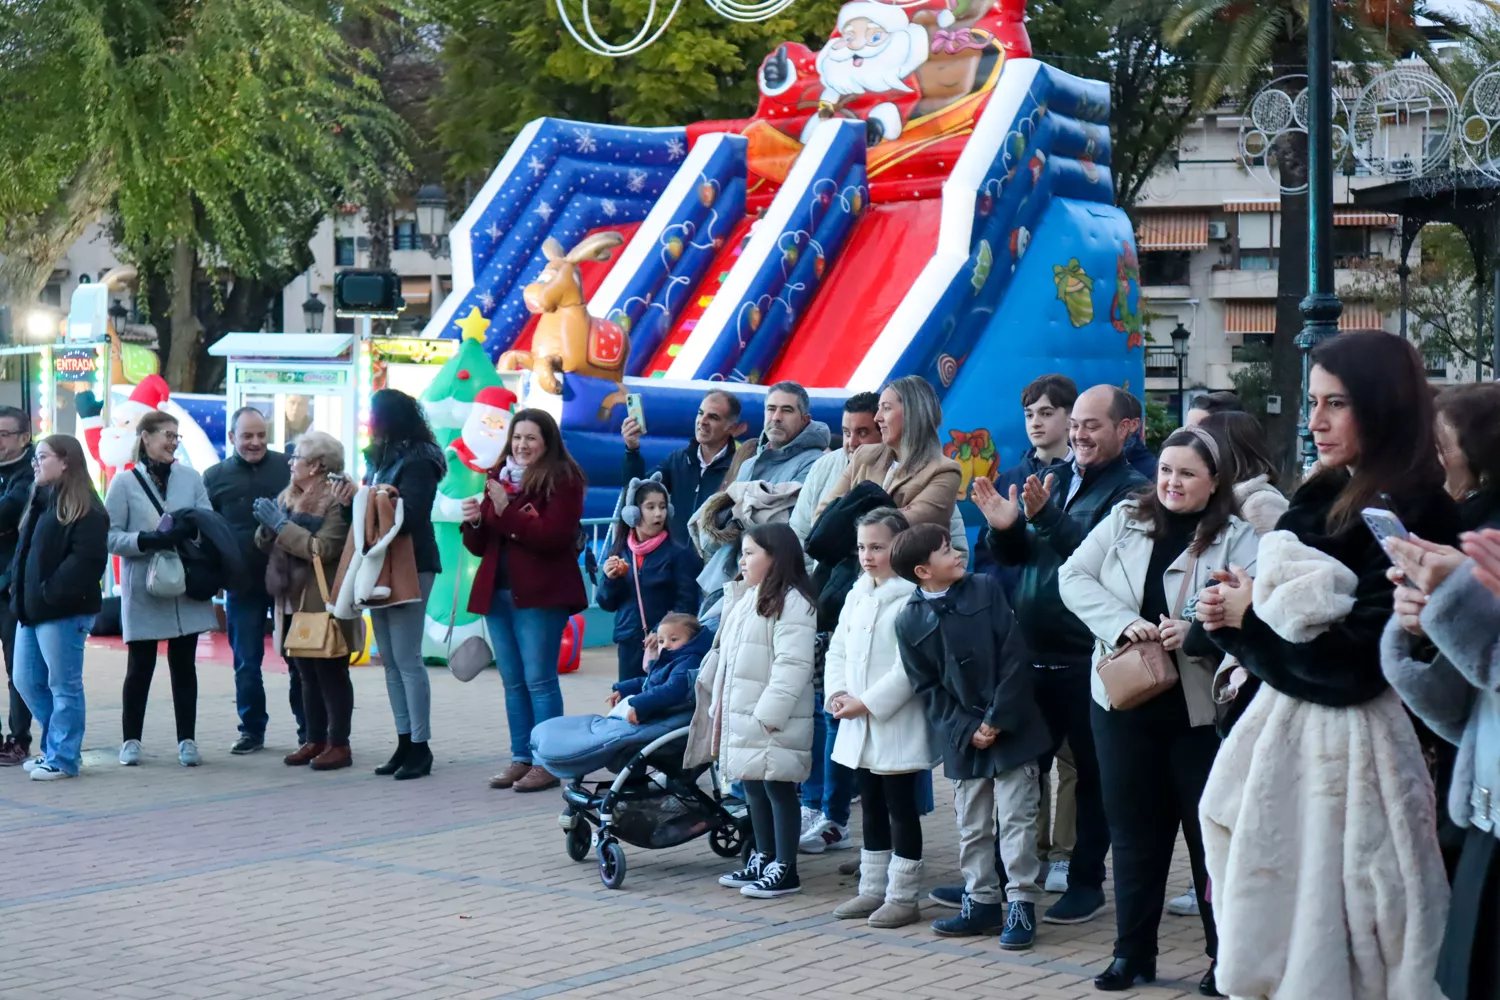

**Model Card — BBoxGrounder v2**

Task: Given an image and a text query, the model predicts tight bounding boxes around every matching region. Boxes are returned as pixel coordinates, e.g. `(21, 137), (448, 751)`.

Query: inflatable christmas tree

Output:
(418, 329), (515, 661)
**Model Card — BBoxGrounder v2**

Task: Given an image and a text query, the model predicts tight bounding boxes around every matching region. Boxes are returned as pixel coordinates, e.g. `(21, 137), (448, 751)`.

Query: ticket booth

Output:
(208, 334), (359, 474)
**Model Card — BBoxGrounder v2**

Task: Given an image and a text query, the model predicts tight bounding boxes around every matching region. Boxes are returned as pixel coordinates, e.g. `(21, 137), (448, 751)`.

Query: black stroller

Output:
(559, 724), (751, 889)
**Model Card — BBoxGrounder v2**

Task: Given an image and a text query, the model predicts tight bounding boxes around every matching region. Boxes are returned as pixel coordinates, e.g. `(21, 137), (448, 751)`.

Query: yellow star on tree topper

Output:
(455, 306), (491, 342)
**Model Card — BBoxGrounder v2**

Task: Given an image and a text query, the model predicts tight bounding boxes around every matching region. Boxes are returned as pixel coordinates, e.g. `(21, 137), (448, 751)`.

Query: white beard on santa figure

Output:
(458, 405), (511, 471)
(99, 407), (153, 468)
(816, 25), (925, 97)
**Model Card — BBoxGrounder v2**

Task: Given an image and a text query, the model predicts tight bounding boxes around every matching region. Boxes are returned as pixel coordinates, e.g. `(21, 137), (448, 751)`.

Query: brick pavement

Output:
(0, 637), (1209, 999)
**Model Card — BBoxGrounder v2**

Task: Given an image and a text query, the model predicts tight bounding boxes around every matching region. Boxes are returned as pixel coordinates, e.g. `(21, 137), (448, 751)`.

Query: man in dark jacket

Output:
(203, 407), (294, 755)
(1119, 392), (1158, 480)
(0, 406), (35, 766)
(893, 524), (1051, 948)
(973, 384), (1147, 926)
(621, 389), (747, 539)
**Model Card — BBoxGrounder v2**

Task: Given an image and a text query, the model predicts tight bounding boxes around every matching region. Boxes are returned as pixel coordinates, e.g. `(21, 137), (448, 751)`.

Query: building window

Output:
(334, 315), (355, 335)
(1140, 251), (1191, 286)
(335, 237), (356, 267)
(1239, 250), (1278, 271)
(1332, 227), (1368, 267)
(1145, 347), (1179, 376)
(393, 220), (419, 251)
(1232, 333), (1274, 363)
(40, 283), (62, 308)
(1424, 352), (1448, 379)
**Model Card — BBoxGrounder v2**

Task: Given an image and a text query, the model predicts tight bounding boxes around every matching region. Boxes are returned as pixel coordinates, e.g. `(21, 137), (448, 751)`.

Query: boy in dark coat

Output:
(606, 614), (710, 724)
(893, 524), (1050, 949)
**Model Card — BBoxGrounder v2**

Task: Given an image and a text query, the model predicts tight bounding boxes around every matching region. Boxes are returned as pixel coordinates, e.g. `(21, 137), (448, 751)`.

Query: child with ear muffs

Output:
(597, 475), (705, 683)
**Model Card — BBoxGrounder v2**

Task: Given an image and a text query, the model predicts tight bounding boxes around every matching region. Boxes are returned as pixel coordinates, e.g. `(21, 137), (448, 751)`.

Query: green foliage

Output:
(1229, 342), (1272, 420)
(1144, 395), (1176, 451)
(431, 0), (843, 180)
(0, 0), (410, 286)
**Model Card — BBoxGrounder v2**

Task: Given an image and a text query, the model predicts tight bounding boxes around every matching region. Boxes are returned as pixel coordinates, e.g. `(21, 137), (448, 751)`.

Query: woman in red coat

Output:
(461, 409), (587, 793)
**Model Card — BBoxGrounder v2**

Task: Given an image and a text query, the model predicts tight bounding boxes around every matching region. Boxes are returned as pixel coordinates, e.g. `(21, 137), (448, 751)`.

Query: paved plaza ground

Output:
(0, 635), (1209, 1000)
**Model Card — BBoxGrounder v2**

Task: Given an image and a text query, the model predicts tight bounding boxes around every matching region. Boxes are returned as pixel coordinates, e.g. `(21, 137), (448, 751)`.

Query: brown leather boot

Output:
(283, 742), (326, 766)
(310, 745), (352, 771)
(513, 765), (561, 793)
(489, 761), (531, 789)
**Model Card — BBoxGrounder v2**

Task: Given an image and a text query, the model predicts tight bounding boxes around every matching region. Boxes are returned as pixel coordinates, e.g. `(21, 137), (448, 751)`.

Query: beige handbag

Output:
(285, 557), (349, 659)
(1096, 555), (1197, 711)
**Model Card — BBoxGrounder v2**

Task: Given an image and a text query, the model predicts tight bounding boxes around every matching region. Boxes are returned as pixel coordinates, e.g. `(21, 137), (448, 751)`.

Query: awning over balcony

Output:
(1338, 302), (1387, 330)
(1334, 212), (1400, 227)
(400, 276), (432, 307)
(1223, 301), (1386, 335)
(1224, 199), (1281, 213)
(1135, 212), (1209, 251)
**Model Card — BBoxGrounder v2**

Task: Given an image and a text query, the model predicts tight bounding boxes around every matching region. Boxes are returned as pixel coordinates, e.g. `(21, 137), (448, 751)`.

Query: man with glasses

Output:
(0, 407), (35, 766)
(204, 407), (294, 754)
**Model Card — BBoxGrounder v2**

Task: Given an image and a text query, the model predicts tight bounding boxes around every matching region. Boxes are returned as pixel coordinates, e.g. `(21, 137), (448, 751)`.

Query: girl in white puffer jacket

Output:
(825, 508), (939, 928)
(688, 523), (818, 900)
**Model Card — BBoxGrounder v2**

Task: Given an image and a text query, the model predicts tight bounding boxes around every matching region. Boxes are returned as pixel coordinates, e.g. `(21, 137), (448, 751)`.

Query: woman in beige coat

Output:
(253, 432), (358, 772)
(1058, 425), (1258, 995)
(687, 523), (817, 900)
(819, 375), (962, 530)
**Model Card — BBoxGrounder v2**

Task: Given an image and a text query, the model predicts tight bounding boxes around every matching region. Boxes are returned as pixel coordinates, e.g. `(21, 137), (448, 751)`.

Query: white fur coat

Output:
(1202, 537), (1450, 1000)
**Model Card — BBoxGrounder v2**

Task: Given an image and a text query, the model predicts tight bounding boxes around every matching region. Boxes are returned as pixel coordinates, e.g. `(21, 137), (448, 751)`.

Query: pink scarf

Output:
(496, 456), (526, 496)
(626, 527), (670, 566)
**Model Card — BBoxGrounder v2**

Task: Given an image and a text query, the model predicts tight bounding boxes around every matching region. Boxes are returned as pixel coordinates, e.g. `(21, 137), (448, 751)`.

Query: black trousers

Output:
(294, 656), (354, 747)
(1091, 689), (1218, 962)
(0, 603), (29, 747)
(743, 779), (801, 874)
(123, 635), (199, 742)
(1033, 664), (1110, 889)
(857, 769), (923, 860)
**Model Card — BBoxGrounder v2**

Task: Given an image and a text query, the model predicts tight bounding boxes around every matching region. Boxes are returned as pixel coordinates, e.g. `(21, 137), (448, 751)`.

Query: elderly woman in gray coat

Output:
(1382, 529), (1500, 1000)
(106, 411), (218, 768)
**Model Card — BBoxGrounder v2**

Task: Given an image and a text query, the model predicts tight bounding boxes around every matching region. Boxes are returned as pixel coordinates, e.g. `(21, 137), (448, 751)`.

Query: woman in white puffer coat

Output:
(824, 508), (938, 929)
(686, 523), (817, 900)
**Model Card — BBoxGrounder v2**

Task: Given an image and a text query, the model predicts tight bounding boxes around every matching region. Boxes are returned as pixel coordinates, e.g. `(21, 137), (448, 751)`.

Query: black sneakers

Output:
(740, 860), (801, 898)
(230, 736), (264, 755)
(719, 851), (767, 888)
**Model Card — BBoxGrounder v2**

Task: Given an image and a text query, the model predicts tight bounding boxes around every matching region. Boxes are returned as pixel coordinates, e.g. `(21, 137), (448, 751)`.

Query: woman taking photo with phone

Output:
(106, 411), (216, 768)
(462, 408), (586, 793)
(11, 435), (108, 780)
(1195, 330), (1460, 1000)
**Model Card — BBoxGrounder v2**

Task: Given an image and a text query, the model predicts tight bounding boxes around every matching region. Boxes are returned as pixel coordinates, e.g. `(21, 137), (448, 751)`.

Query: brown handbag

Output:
(1096, 555), (1197, 711)
(285, 557), (349, 659)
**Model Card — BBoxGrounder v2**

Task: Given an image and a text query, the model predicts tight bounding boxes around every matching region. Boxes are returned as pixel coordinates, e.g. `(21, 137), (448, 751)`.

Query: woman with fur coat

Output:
(1196, 331), (1460, 1000)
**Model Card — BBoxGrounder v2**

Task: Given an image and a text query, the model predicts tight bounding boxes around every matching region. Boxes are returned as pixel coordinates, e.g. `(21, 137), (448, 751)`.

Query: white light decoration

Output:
(1238, 75), (1350, 195)
(1350, 67), (1458, 181)
(1459, 63), (1500, 182)
(703, 0), (799, 22)
(557, 0), (805, 57)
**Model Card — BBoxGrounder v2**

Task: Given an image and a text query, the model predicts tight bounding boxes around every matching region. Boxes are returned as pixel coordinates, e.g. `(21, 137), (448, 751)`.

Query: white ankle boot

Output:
(868, 855), (923, 928)
(833, 849), (891, 919)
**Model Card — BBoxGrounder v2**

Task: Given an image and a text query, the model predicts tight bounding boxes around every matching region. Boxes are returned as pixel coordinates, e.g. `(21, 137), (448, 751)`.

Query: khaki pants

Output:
(952, 763), (1043, 905)
(1036, 739), (1078, 863)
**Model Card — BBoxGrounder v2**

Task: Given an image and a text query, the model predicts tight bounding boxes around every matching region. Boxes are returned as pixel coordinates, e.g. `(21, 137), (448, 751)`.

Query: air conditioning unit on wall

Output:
(1206, 221), (1229, 240)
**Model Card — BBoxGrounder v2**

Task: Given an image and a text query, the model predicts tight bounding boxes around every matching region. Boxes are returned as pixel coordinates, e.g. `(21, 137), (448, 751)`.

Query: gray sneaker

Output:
(119, 740), (143, 766)
(1167, 884), (1199, 916)
(178, 739), (201, 767)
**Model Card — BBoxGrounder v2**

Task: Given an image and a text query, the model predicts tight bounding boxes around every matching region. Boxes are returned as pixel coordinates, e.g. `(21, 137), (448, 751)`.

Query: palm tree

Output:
(1150, 0), (1465, 470)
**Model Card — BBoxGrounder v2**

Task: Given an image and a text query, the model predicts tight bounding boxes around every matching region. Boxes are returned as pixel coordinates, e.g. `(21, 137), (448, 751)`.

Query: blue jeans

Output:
(226, 591), (304, 742)
(800, 690), (856, 826)
(487, 589), (569, 763)
(12, 615), (91, 775)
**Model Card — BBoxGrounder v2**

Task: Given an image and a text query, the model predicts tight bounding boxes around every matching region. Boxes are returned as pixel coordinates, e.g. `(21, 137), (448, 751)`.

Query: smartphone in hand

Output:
(1362, 507), (1410, 560)
(625, 393), (647, 436)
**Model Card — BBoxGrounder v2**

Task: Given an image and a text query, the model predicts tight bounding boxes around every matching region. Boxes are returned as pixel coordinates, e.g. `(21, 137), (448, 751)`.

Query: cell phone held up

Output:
(625, 393), (647, 436)
(1362, 506), (1409, 562)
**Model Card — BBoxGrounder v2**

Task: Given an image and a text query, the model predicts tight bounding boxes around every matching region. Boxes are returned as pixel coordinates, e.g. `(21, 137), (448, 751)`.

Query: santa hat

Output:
(474, 385), (517, 412)
(838, 0), (953, 31)
(113, 374), (170, 420)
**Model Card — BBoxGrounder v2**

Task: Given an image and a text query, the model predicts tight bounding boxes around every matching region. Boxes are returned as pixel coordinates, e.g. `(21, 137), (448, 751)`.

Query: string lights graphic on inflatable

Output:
(424, 0), (1145, 523)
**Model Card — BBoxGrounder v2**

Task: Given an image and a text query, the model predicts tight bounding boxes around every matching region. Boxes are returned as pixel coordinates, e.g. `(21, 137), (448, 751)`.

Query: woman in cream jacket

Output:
(824, 509), (938, 929)
(1058, 426), (1258, 995)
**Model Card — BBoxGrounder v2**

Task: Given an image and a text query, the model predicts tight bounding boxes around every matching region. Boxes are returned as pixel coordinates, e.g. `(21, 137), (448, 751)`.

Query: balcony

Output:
(1146, 348), (1180, 377)
(1210, 269), (1278, 299)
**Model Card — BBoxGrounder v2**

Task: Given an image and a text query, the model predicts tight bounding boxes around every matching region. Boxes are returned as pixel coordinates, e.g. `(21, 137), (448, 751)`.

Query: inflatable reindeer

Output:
(500, 232), (629, 412)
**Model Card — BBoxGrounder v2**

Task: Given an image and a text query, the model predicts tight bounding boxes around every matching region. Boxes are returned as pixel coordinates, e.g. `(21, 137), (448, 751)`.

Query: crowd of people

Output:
(3, 331), (1500, 997)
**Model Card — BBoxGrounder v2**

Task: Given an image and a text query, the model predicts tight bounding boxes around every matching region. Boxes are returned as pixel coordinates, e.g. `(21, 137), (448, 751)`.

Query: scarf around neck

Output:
(497, 456), (527, 495)
(626, 528), (670, 565)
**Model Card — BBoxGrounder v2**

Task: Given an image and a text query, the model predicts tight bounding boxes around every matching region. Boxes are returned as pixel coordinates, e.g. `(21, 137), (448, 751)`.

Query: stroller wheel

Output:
(598, 839), (627, 890)
(709, 818), (745, 858)
(565, 821), (592, 862)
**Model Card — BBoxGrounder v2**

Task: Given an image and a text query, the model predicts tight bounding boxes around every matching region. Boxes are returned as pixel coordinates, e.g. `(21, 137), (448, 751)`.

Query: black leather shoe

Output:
(1199, 961), (1225, 997)
(1094, 957), (1156, 992)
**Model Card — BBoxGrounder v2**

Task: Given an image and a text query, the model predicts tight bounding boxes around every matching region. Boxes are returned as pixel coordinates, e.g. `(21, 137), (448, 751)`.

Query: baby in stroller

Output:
(530, 613), (709, 779)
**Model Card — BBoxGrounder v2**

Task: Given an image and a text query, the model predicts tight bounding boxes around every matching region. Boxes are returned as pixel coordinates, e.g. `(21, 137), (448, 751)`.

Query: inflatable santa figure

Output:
(451, 385), (517, 475)
(99, 374), (171, 471)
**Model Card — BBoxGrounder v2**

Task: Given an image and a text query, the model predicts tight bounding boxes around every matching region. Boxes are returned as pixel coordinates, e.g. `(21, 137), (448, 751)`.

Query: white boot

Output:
(868, 855), (923, 928)
(833, 849), (891, 919)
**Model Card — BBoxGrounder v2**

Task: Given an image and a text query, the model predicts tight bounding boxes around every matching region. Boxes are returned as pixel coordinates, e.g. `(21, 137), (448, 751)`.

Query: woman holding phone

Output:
(462, 409), (587, 793)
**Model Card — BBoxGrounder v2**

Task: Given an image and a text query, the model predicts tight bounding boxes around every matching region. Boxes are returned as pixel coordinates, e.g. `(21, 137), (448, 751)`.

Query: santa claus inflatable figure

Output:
(99, 374), (171, 472)
(452, 385), (518, 474)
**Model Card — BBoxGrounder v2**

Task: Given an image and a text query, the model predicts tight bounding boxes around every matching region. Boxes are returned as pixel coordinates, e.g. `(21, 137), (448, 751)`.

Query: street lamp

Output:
(1170, 322), (1191, 426)
(1296, 0), (1343, 470)
(302, 291), (326, 333)
(109, 299), (129, 329)
(415, 184), (450, 259)
(25, 309), (57, 343)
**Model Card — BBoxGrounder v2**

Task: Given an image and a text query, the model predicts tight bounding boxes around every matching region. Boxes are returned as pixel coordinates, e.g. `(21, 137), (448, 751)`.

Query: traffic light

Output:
(334, 269), (404, 319)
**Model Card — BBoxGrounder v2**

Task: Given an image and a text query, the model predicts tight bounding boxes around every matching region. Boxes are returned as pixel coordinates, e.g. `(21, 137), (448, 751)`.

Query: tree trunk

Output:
(163, 239), (203, 391)
(0, 151), (117, 312)
(1269, 126), (1311, 482)
(366, 187), (392, 339)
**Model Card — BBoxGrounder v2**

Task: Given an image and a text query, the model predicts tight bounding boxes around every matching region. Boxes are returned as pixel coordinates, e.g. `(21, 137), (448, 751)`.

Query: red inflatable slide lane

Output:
(643, 216), (757, 377)
(765, 201), (941, 388)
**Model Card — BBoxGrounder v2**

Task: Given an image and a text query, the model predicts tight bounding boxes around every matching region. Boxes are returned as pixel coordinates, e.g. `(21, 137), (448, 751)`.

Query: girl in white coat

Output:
(699, 522), (818, 899)
(826, 509), (939, 928)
